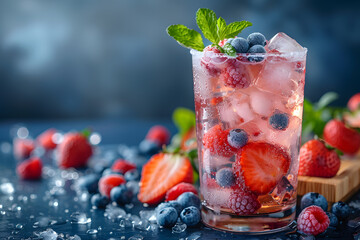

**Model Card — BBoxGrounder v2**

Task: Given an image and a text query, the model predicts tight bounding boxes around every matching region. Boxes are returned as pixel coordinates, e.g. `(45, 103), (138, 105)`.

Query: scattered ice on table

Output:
(38, 228), (58, 240)
(70, 212), (91, 224)
(135, 220), (151, 231)
(125, 203), (134, 210)
(15, 224), (23, 230)
(267, 32), (304, 53)
(130, 215), (141, 226)
(104, 205), (126, 220)
(348, 217), (360, 229)
(128, 234), (144, 240)
(126, 181), (140, 195)
(270, 176), (294, 205)
(89, 132), (102, 145)
(0, 211), (5, 215)
(33, 217), (51, 228)
(119, 218), (132, 228)
(186, 232), (202, 240)
(68, 235), (81, 240)
(149, 223), (159, 234)
(1, 182), (14, 195)
(0, 142), (11, 154)
(86, 229), (98, 235)
(172, 222), (187, 233)
(139, 210), (157, 223)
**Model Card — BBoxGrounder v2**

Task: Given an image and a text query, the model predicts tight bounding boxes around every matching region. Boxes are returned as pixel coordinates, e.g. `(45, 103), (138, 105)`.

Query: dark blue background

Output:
(0, 0), (359, 120)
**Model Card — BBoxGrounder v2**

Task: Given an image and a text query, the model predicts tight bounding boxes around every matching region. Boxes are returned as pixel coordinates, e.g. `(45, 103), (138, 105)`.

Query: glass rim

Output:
(190, 48), (308, 58)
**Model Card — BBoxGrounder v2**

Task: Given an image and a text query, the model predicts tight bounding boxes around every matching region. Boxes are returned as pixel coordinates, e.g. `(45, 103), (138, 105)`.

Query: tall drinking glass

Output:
(191, 33), (307, 233)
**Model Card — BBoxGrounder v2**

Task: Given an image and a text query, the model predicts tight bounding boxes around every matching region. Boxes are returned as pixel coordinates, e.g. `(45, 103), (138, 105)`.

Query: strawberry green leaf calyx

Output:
(81, 128), (92, 139)
(167, 25), (205, 51)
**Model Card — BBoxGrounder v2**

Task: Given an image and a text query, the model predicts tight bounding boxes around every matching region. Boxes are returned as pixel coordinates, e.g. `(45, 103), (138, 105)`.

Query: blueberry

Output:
(156, 207), (178, 228)
(227, 129), (248, 149)
(269, 112), (289, 130)
(124, 169), (140, 181)
(226, 38), (234, 45)
(215, 167), (235, 188)
(230, 37), (249, 53)
(247, 32), (266, 47)
(300, 192), (328, 211)
(326, 212), (339, 228)
(77, 174), (99, 194)
(156, 201), (183, 216)
(247, 45), (266, 62)
(180, 206), (201, 227)
(139, 139), (160, 156)
(91, 194), (110, 209)
(176, 192), (201, 210)
(331, 201), (351, 221)
(110, 185), (133, 205)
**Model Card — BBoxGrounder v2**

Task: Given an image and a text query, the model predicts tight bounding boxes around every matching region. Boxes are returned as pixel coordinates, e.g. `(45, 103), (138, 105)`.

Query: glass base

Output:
(201, 204), (296, 234)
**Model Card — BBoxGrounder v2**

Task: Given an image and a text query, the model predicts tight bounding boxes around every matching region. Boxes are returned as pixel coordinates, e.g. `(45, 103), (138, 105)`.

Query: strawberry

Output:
(165, 182), (198, 202)
(98, 174), (126, 197)
(233, 142), (290, 195)
(180, 127), (197, 151)
(347, 93), (360, 111)
(111, 159), (136, 174)
(203, 124), (236, 157)
(299, 139), (340, 178)
(16, 157), (42, 180)
(13, 138), (35, 159)
(146, 125), (170, 146)
(57, 133), (93, 169)
(323, 119), (360, 155)
(138, 153), (193, 205)
(37, 128), (57, 150)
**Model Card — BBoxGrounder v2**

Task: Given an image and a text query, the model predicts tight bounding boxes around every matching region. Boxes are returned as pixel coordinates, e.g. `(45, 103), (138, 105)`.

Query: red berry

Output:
(138, 153), (193, 205)
(37, 129), (57, 150)
(200, 46), (223, 77)
(111, 159), (136, 174)
(16, 157), (42, 180)
(58, 133), (93, 169)
(323, 119), (360, 155)
(203, 124), (236, 157)
(165, 182), (198, 202)
(234, 142), (290, 195)
(146, 125), (170, 146)
(347, 93), (360, 111)
(98, 174), (126, 197)
(299, 139), (340, 178)
(13, 138), (35, 159)
(297, 205), (330, 236)
(228, 186), (261, 215)
(220, 59), (251, 88)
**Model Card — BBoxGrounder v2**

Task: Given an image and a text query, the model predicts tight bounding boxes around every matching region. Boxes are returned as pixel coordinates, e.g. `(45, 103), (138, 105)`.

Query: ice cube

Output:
(250, 90), (273, 116)
(270, 176), (295, 205)
(267, 33), (304, 53)
(202, 185), (231, 210)
(128, 234), (144, 240)
(70, 212), (91, 224)
(38, 228), (58, 240)
(104, 205), (126, 220)
(139, 210), (157, 223)
(233, 102), (254, 123)
(202, 149), (233, 174)
(86, 229), (98, 235)
(172, 222), (187, 233)
(135, 220), (151, 231)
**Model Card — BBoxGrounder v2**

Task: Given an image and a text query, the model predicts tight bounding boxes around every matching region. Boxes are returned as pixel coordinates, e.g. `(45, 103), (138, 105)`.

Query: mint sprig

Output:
(167, 8), (252, 54)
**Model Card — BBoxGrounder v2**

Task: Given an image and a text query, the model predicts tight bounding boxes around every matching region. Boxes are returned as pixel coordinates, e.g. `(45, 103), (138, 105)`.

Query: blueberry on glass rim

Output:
(247, 32), (266, 47)
(247, 45), (266, 62)
(230, 37), (249, 53)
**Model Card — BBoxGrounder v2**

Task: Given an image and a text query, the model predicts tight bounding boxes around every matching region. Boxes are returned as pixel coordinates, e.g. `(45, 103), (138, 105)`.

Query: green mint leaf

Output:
(223, 43), (237, 57)
(196, 8), (219, 44)
(316, 92), (338, 110)
(224, 21), (252, 39)
(217, 17), (227, 40)
(167, 25), (204, 51)
(172, 107), (196, 136)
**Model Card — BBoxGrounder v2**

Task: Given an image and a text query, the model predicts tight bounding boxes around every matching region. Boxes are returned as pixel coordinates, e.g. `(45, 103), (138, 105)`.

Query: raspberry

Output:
(221, 59), (251, 88)
(98, 174), (126, 197)
(200, 46), (222, 77)
(203, 125), (236, 157)
(165, 182), (198, 201)
(297, 206), (330, 236)
(228, 187), (261, 215)
(146, 125), (170, 146)
(111, 159), (136, 174)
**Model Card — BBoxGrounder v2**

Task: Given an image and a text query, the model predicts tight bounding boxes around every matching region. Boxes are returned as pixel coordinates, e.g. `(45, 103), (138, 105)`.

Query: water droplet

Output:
(15, 224), (23, 230)
(70, 212), (91, 224)
(86, 229), (98, 235)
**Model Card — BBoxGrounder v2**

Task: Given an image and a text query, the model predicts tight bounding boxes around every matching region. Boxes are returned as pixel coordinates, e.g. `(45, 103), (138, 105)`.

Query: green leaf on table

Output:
(167, 25), (205, 51)
(217, 17), (227, 40)
(316, 92), (338, 110)
(223, 42), (237, 57)
(224, 21), (252, 39)
(172, 107), (196, 136)
(196, 8), (219, 44)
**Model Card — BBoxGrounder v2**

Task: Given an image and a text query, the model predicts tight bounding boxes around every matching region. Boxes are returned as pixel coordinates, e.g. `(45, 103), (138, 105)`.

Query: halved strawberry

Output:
(165, 182), (198, 201)
(233, 142), (290, 195)
(138, 153), (193, 205)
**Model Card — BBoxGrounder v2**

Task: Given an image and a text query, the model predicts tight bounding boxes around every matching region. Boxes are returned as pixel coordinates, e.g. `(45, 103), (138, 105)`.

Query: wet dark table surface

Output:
(0, 119), (359, 240)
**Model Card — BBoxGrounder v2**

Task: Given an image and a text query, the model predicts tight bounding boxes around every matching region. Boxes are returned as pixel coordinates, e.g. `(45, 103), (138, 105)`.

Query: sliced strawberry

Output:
(17, 157), (42, 180)
(138, 153), (193, 205)
(98, 174), (126, 197)
(203, 124), (236, 157)
(234, 142), (290, 195)
(37, 128), (57, 150)
(165, 182), (198, 202)
(111, 159), (136, 174)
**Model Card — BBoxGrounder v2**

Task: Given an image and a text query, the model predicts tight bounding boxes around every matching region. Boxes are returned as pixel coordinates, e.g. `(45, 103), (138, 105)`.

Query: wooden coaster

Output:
(297, 159), (360, 204)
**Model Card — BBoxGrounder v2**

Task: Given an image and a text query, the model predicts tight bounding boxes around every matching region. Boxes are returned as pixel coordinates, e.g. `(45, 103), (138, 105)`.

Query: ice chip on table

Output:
(267, 32), (304, 53)
(105, 205), (126, 220)
(70, 212), (91, 224)
(270, 176), (295, 205)
(172, 222), (187, 233)
(38, 228), (58, 240)
(139, 210), (157, 223)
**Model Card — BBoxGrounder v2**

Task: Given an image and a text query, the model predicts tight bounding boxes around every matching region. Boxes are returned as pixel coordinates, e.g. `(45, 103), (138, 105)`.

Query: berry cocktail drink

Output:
(167, 8), (307, 233)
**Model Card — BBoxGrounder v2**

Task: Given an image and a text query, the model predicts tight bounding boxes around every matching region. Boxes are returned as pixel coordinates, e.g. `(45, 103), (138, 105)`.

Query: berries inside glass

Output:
(191, 33), (307, 233)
